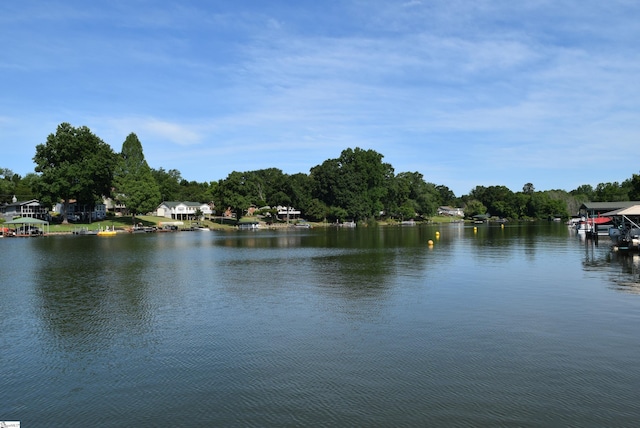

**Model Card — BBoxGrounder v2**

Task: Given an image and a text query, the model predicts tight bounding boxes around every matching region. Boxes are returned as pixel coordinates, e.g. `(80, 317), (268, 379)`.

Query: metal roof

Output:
(4, 217), (49, 225)
(579, 201), (640, 211)
(600, 205), (640, 216)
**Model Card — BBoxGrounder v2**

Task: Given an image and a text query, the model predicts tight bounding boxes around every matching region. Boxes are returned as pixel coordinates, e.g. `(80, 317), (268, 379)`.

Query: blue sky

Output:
(2, 1), (639, 196)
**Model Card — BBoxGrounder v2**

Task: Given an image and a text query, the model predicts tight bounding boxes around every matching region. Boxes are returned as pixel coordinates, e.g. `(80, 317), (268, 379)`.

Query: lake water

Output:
(1, 223), (639, 427)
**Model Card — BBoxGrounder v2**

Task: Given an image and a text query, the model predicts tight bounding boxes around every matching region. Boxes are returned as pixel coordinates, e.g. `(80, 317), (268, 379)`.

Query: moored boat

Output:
(601, 205), (640, 252)
(97, 226), (117, 236)
(575, 216), (611, 236)
(74, 227), (98, 235)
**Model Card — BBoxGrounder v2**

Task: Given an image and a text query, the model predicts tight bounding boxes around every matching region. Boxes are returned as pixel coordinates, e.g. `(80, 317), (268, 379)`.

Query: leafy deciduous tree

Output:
(464, 199), (487, 217)
(593, 182), (628, 202)
(624, 173), (640, 201)
(33, 123), (117, 223)
(151, 168), (182, 202)
(311, 148), (393, 221)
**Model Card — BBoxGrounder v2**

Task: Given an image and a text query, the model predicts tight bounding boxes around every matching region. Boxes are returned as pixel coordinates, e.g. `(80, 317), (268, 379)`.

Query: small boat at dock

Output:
(600, 205), (640, 252)
(575, 216), (611, 236)
(97, 226), (117, 236)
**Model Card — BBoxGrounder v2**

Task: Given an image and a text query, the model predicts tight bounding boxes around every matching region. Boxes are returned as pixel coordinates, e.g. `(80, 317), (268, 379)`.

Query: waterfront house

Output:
(276, 206), (301, 221)
(437, 206), (464, 217)
(104, 197), (128, 216)
(1, 198), (48, 221)
(156, 201), (213, 220)
(53, 200), (107, 221)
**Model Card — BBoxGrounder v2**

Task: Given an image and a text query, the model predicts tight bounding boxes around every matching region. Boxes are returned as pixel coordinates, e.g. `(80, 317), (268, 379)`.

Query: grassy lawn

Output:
(48, 216), (138, 233)
(425, 215), (467, 223)
(49, 215), (240, 232)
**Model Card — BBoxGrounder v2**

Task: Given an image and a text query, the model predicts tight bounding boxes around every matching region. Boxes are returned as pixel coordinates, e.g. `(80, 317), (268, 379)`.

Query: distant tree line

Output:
(2, 122), (640, 223)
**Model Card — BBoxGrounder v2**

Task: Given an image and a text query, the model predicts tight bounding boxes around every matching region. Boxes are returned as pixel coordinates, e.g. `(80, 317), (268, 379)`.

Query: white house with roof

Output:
(156, 201), (213, 220)
(276, 206), (301, 220)
(437, 206), (464, 217)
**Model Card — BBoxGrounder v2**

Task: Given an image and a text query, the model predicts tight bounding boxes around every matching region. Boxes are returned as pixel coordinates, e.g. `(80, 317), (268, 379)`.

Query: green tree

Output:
(435, 184), (457, 206)
(15, 173), (40, 201)
(383, 173), (410, 219)
(33, 123), (117, 223)
(464, 199), (487, 217)
(305, 198), (330, 222)
(178, 179), (213, 203)
(470, 185), (515, 218)
(570, 184), (594, 200)
(113, 133), (161, 219)
(311, 148), (393, 221)
(593, 182), (628, 202)
(216, 171), (251, 219)
(512, 192), (530, 219)
(624, 173), (640, 201)
(329, 206), (349, 222)
(392, 172), (439, 218)
(398, 201), (417, 220)
(522, 182), (535, 194)
(286, 173), (314, 214)
(0, 170), (40, 203)
(527, 192), (570, 219)
(151, 168), (182, 202)
(249, 168), (287, 206)
(0, 168), (17, 203)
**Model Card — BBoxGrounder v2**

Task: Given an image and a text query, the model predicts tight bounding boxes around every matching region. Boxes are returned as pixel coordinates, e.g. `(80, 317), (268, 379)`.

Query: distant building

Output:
(53, 200), (107, 221)
(437, 206), (464, 217)
(156, 201), (213, 220)
(276, 206), (301, 220)
(104, 196), (128, 216)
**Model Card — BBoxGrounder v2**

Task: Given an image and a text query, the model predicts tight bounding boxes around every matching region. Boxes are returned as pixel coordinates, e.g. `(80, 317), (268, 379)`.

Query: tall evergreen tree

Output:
(113, 133), (161, 220)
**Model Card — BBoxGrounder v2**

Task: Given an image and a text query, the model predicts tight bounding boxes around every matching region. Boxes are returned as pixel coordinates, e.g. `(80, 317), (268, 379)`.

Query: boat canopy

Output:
(4, 216), (50, 235)
(600, 205), (640, 216)
(4, 217), (49, 225)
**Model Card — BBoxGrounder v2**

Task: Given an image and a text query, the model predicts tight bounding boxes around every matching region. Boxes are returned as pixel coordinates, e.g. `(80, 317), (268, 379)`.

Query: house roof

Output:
(158, 201), (208, 208)
(160, 201), (181, 208)
(5, 199), (41, 208)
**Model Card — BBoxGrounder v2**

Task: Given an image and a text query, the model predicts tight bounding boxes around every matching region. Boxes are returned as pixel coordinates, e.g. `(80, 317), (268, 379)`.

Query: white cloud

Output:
(105, 117), (203, 147)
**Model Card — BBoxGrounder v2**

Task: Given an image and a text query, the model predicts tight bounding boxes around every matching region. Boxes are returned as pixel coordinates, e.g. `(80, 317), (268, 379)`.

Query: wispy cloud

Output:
(105, 117), (204, 147)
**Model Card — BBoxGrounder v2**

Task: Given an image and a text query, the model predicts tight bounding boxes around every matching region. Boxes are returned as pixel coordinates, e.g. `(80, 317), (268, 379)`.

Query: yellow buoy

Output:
(473, 226), (477, 232)
(435, 231), (440, 239)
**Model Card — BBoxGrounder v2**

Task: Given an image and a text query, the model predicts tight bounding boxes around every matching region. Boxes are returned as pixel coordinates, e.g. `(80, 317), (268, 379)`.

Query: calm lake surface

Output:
(2, 223), (640, 427)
